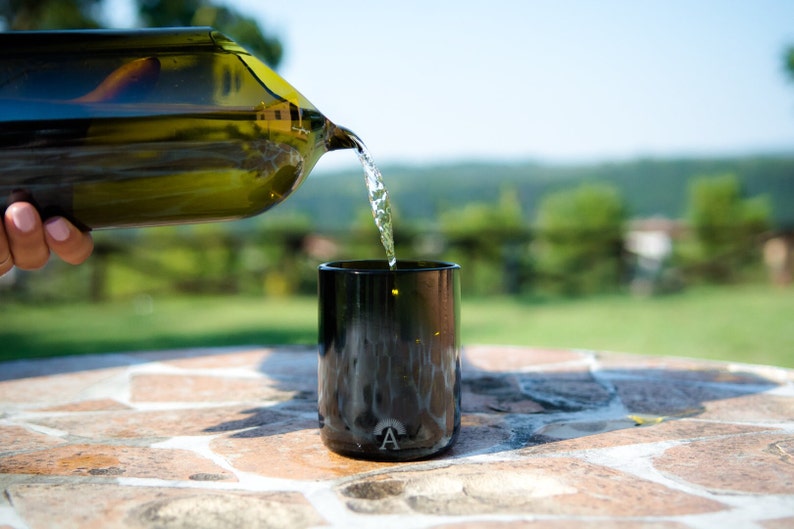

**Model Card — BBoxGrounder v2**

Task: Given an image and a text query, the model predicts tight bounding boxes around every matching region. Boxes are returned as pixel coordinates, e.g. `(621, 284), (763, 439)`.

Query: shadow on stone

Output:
(201, 346), (785, 460)
(202, 347), (319, 439)
(461, 356), (781, 452)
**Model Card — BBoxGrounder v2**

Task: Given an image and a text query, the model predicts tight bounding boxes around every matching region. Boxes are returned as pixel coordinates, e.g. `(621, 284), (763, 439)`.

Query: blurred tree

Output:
(439, 186), (529, 295)
(138, 0), (282, 67)
(686, 173), (771, 282)
(440, 185), (524, 236)
(533, 183), (627, 296)
(785, 45), (794, 82)
(0, 0), (102, 29)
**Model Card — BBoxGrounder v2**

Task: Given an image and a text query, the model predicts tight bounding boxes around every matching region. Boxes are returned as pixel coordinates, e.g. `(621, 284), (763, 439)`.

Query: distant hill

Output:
(264, 154), (794, 231)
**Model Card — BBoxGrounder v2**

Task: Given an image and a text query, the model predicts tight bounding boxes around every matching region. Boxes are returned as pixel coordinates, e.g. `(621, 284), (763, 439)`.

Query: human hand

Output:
(1, 202), (94, 276)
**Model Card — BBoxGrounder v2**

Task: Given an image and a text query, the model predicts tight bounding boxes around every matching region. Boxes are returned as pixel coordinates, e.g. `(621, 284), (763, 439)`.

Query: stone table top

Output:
(0, 345), (793, 528)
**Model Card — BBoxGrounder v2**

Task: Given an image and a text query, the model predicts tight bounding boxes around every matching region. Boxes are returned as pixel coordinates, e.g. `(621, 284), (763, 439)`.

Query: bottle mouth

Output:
(326, 124), (358, 151)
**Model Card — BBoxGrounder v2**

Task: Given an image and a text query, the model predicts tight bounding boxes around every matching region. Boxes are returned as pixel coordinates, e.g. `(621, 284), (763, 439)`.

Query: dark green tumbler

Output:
(317, 260), (461, 461)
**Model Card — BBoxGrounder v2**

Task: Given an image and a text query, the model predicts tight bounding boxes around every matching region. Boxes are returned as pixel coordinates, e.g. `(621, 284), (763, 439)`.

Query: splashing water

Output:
(344, 131), (397, 269)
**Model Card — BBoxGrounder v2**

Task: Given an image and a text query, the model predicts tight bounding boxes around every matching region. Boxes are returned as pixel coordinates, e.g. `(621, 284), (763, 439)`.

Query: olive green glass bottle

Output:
(0, 28), (355, 229)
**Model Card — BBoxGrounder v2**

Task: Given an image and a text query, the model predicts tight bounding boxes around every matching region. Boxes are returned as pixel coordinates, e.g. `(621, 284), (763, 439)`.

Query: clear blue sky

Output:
(110, 1), (794, 171)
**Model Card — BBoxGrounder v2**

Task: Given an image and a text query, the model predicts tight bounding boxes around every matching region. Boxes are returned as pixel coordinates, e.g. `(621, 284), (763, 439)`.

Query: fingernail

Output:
(45, 218), (71, 242)
(10, 205), (36, 233)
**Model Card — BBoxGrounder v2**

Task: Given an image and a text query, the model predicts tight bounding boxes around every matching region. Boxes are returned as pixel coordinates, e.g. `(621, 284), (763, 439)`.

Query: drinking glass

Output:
(317, 260), (461, 461)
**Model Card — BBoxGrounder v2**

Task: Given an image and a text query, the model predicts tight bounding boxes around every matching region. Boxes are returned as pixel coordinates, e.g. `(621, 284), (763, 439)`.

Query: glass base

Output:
(320, 428), (459, 462)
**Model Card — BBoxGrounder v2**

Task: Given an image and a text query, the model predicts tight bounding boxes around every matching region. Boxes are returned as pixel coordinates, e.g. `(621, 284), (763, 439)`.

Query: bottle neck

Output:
(326, 124), (358, 152)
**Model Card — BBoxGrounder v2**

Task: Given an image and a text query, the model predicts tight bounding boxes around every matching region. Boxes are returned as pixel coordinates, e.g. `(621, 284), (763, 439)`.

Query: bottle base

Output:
(320, 431), (459, 462)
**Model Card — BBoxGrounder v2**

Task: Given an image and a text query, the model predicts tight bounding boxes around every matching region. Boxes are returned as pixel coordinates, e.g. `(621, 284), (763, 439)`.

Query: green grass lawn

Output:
(463, 285), (794, 368)
(1, 283), (792, 367)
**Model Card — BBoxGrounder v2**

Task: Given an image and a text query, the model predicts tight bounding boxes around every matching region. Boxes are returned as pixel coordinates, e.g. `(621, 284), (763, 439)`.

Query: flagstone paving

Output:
(1, 344), (793, 528)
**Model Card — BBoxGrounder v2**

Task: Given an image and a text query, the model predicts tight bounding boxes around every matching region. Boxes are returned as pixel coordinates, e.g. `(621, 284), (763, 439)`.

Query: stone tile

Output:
(432, 521), (687, 529)
(248, 349), (319, 380)
(603, 353), (794, 385)
(129, 373), (299, 403)
(28, 405), (292, 439)
(120, 347), (256, 363)
(699, 393), (794, 423)
(596, 353), (733, 372)
(132, 346), (318, 379)
(524, 418), (769, 454)
(446, 414), (514, 456)
(338, 457), (726, 516)
(0, 425), (65, 455)
(464, 346), (589, 372)
(35, 398), (131, 412)
(142, 347), (272, 369)
(598, 356), (789, 388)
(211, 414), (511, 480)
(210, 420), (402, 480)
(7, 483), (325, 529)
(464, 370), (613, 414)
(3, 346), (793, 527)
(610, 377), (750, 417)
(462, 375), (544, 414)
(531, 418), (642, 443)
(517, 372), (612, 412)
(654, 433), (794, 495)
(0, 354), (135, 382)
(762, 517), (794, 529)
(0, 443), (235, 481)
(0, 368), (127, 407)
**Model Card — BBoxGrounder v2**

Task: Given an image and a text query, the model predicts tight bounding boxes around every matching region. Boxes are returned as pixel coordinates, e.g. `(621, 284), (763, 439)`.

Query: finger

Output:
(0, 218), (12, 276)
(44, 217), (94, 265)
(4, 202), (49, 270)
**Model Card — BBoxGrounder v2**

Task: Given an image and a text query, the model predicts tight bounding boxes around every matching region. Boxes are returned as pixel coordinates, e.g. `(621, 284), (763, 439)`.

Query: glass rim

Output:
(319, 259), (459, 273)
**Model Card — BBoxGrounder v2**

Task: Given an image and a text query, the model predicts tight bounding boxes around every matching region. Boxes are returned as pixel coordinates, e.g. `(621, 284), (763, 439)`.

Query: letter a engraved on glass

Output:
(379, 428), (400, 450)
(373, 418), (406, 451)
